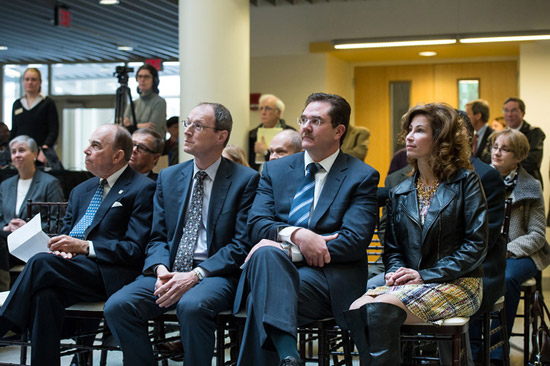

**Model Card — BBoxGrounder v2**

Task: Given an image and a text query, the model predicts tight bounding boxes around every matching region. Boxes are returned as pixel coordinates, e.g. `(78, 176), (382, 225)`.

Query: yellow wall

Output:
(354, 61), (518, 184)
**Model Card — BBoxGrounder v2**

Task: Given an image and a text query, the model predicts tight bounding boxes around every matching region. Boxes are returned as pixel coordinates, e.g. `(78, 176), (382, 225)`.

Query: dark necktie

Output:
(173, 171), (207, 272)
(288, 163), (320, 228)
(69, 179), (107, 239)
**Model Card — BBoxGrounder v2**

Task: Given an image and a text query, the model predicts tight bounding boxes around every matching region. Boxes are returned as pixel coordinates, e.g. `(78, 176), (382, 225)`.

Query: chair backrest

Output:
(26, 199), (68, 236)
(501, 198), (513, 243)
(367, 228), (383, 264)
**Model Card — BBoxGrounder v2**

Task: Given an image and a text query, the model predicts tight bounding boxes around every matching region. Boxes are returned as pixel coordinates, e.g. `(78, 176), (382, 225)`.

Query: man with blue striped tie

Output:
(0, 124), (156, 366)
(234, 93), (380, 366)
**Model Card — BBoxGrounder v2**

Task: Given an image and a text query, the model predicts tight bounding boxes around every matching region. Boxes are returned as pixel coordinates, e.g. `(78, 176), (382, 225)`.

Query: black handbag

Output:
(530, 290), (550, 365)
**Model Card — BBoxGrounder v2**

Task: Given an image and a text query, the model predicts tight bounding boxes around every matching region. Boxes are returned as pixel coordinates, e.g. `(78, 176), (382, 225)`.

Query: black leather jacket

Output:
(384, 168), (488, 283)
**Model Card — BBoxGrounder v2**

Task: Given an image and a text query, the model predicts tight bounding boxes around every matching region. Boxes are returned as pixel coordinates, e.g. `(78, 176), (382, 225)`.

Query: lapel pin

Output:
(118, 190), (124, 194)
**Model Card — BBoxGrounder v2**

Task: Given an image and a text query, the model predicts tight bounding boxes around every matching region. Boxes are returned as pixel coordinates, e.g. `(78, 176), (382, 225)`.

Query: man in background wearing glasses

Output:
(234, 93), (379, 366)
(129, 128), (164, 181)
(248, 94), (296, 171)
(105, 102), (259, 366)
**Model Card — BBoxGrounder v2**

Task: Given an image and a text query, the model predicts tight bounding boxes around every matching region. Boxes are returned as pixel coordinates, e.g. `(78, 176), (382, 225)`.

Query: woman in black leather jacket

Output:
(345, 103), (488, 366)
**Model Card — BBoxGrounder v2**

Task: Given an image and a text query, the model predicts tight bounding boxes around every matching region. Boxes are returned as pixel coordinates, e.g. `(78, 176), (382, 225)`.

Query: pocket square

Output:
(111, 201), (123, 208)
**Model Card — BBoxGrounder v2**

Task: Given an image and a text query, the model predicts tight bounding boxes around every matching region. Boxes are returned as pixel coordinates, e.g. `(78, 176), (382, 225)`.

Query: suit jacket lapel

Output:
(309, 152), (347, 228)
(206, 159), (231, 251)
(281, 154), (304, 218)
(19, 171), (41, 218)
(6, 177), (17, 218)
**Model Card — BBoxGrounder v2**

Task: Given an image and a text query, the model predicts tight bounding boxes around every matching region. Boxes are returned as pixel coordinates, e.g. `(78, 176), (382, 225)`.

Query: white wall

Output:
(250, 0), (550, 57)
(519, 42), (550, 214)
(249, 54), (327, 130)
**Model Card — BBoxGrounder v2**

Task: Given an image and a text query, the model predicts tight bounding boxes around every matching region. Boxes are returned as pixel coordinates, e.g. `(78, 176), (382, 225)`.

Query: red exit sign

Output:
(55, 6), (71, 28)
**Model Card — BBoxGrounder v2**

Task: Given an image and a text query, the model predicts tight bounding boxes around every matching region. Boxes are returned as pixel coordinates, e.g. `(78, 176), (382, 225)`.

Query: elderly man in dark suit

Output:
(235, 93), (379, 366)
(104, 102), (259, 366)
(0, 124), (156, 366)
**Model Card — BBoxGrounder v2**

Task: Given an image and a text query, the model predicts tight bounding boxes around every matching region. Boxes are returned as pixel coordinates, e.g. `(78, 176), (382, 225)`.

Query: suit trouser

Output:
(236, 246), (333, 366)
(0, 252), (106, 366)
(104, 273), (238, 366)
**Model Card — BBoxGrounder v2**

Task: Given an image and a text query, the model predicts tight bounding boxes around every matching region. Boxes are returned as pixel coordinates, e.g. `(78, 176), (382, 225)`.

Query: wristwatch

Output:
(280, 241), (292, 258)
(193, 268), (204, 281)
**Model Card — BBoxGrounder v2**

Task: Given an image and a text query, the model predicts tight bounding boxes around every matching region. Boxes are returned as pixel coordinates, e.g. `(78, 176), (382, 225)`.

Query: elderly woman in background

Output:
(0, 136), (64, 290)
(10, 68), (59, 150)
(489, 129), (550, 363)
(345, 103), (488, 366)
(123, 64), (167, 137)
(222, 144), (250, 168)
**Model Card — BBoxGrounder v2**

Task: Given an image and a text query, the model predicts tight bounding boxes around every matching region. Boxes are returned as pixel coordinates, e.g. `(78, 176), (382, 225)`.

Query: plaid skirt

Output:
(365, 277), (482, 323)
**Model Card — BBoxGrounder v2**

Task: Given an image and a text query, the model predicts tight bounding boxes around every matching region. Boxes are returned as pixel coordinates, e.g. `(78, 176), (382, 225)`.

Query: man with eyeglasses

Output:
(129, 128), (164, 180)
(248, 94), (296, 171)
(234, 93), (379, 366)
(502, 97), (545, 185)
(105, 102), (259, 366)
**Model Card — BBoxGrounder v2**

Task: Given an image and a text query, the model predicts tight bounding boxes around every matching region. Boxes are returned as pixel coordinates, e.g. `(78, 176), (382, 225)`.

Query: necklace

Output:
(416, 177), (440, 220)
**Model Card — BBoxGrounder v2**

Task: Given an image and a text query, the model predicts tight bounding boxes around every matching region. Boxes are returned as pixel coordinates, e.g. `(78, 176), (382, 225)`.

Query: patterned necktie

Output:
(173, 171), (207, 272)
(288, 163), (320, 228)
(69, 179), (107, 239)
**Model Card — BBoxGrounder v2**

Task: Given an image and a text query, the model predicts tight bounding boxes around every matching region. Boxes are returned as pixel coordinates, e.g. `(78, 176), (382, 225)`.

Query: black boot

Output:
(344, 307), (371, 365)
(345, 302), (407, 366)
(367, 302), (407, 366)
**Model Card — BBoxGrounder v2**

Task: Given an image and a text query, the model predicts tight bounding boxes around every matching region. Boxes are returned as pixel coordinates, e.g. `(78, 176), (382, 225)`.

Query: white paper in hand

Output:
(7, 214), (50, 262)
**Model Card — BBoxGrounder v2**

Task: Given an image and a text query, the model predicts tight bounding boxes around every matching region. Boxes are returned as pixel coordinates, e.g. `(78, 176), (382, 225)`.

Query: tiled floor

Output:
(1, 269), (548, 365)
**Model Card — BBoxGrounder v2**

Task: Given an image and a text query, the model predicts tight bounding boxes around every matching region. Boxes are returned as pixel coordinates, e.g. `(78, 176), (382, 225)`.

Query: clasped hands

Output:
(48, 235), (89, 259)
(244, 228), (337, 267)
(3, 218), (27, 232)
(385, 267), (423, 286)
(154, 265), (199, 308)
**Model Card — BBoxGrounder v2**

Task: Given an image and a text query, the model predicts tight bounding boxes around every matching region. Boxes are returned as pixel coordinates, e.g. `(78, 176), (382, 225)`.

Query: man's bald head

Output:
(269, 129), (302, 160)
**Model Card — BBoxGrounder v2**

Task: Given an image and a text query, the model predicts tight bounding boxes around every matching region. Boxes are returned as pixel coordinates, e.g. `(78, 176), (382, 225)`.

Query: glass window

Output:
(51, 63), (121, 96)
(458, 79), (480, 111)
(3, 64), (49, 129)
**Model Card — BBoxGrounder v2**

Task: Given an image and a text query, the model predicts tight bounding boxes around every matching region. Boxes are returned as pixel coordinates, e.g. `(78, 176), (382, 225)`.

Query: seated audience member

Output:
(491, 116), (506, 131)
(104, 103), (259, 366)
(387, 148), (408, 175)
(346, 103), (487, 365)
(502, 97), (545, 186)
(341, 124), (370, 161)
(235, 93), (379, 366)
(129, 128), (164, 180)
(123, 64), (167, 137)
(0, 135), (64, 290)
(465, 99), (493, 164)
(248, 94), (295, 171)
(0, 124), (156, 365)
(269, 129), (302, 160)
(165, 116), (179, 166)
(488, 129), (550, 363)
(0, 123), (10, 168)
(223, 144), (250, 167)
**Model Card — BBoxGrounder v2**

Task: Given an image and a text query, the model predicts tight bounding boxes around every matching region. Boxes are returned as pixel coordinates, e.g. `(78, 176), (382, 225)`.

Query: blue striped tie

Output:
(69, 179), (107, 239)
(288, 163), (320, 228)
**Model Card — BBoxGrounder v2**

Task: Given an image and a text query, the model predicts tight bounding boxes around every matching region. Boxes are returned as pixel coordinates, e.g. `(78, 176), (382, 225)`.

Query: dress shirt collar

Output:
(303, 149), (340, 174)
(104, 164), (128, 189)
(20, 94), (44, 110)
(477, 124), (488, 137)
(193, 157), (222, 182)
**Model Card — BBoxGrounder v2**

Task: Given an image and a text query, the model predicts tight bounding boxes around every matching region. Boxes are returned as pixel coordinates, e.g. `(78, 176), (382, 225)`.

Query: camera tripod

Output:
(114, 66), (137, 131)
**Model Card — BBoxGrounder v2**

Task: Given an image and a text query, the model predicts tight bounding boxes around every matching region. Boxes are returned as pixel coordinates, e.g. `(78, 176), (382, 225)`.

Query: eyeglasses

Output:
(133, 143), (155, 154)
(260, 106), (275, 112)
(137, 74), (152, 80)
(297, 117), (325, 127)
(182, 119), (218, 132)
(491, 145), (512, 153)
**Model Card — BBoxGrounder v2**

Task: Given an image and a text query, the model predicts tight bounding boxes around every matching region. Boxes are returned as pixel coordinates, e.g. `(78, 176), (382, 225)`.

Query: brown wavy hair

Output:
(398, 103), (472, 182)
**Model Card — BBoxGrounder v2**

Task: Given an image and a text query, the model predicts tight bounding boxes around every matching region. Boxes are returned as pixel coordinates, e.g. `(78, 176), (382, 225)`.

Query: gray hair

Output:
(277, 129), (302, 153)
(260, 94), (285, 115)
(9, 135), (38, 153)
(134, 128), (165, 154)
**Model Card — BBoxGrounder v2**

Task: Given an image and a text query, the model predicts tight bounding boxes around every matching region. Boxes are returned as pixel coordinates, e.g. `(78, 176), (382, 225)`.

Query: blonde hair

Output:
(223, 145), (249, 168)
(488, 129), (530, 162)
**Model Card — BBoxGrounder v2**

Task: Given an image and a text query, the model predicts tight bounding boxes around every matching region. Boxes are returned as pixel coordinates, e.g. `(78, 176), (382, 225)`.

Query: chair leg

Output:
(523, 287), (534, 366)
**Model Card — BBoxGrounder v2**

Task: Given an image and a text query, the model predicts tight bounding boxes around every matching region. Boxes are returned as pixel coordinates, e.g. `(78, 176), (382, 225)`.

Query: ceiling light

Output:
(419, 51), (437, 57)
(334, 38), (455, 49)
(460, 34), (550, 44)
(117, 46), (133, 51)
(99, 0), (119, 4)
(0, 46), (7, 51)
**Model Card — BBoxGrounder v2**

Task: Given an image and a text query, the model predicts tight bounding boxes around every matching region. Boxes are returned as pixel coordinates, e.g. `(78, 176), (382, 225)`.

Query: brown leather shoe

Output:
(156, 340), (184, 361)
